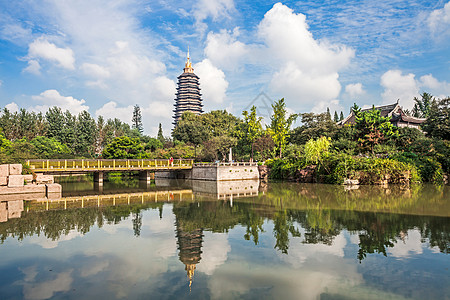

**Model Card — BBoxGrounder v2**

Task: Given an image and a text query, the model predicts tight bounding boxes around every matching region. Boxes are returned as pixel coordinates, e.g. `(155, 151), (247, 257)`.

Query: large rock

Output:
(8, 175), (24, 187)
(9, 164), (22, 175)
(23, 174), (33, 184)
(36, 174), (54, 184)
(0, 164), (9, 177)
(0, 202), (7, 223)
(8, 200), (24, 211)
(46, 183), (62, 200)
(343, 179), (360, 185)
(8, 210), (21, 219)
(0, 176), (7, 186)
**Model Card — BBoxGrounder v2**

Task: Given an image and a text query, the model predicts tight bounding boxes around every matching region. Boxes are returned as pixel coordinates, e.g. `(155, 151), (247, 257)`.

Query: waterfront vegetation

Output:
(0, 93), (449, 184)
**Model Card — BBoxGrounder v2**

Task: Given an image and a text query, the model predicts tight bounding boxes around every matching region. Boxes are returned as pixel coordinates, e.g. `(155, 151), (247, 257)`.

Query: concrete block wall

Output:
(0, 200), (24, 222)
(0, 164), (62, 211)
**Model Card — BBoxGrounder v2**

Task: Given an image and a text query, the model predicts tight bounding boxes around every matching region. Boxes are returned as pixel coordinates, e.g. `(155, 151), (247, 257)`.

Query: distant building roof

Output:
(338, 102), (426, 127)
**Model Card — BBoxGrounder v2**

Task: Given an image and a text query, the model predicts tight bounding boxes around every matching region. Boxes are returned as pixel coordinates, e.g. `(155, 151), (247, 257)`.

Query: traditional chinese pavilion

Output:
(338, 101), (426, 129)
(173, 49), (203, 127)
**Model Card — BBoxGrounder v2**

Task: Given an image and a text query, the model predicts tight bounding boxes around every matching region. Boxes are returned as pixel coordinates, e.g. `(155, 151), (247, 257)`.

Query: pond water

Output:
(0, 178), (449, 300)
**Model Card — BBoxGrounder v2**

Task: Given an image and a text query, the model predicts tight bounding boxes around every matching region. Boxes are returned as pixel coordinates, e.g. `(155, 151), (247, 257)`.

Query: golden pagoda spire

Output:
(184, 46), (194, 73)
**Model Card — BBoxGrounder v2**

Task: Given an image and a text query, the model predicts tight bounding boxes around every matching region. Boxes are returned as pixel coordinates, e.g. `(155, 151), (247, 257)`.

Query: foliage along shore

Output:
(0, 93), (449, 184)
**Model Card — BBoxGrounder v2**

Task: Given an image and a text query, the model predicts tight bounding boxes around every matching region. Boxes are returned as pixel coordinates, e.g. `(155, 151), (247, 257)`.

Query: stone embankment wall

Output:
(192, 163), (259, 181)
(0, 164), (62, 222)
(155, 163), (260, 181)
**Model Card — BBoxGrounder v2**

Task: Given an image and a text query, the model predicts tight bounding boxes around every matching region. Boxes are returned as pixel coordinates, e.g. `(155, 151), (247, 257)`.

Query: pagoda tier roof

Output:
(177, 73), (199, 79)
(176, 86), (201, 90)
(175, 97), (202, 100)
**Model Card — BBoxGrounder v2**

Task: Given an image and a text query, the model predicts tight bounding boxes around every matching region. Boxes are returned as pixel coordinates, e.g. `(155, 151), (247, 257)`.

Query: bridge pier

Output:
(94, 172), (104, 185)
(139, 170), (154, 183)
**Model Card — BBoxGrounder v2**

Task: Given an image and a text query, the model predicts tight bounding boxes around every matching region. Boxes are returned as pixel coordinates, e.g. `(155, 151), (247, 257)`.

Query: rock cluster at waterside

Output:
(0, 163), (62, 222)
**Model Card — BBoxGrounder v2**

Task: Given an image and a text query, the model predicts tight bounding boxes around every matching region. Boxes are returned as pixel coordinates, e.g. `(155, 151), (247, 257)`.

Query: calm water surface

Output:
(0, 178), (449, 300)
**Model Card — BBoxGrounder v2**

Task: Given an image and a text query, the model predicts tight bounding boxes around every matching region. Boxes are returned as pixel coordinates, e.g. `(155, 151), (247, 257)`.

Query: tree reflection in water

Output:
(0, 183), (448, 265)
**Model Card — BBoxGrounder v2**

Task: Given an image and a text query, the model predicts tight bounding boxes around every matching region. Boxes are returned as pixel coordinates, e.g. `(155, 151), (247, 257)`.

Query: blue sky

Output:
(0, 0), (449, 135)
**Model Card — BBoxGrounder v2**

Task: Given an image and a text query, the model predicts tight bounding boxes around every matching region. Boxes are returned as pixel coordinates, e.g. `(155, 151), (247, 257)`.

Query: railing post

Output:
(65, 160), (67, 170)
(46, 160), (49, 171)
(113, 160), (115, 169)
(82, 159), (84, 169)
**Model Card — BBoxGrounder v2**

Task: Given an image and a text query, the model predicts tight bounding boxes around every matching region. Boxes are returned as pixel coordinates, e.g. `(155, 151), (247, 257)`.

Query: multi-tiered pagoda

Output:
(173, 49), (203, 126)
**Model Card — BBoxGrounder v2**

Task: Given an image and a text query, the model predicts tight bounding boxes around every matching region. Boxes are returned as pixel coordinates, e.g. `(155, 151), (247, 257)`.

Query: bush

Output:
(322, 154), (420, 184)
(391, 152), (443, 183)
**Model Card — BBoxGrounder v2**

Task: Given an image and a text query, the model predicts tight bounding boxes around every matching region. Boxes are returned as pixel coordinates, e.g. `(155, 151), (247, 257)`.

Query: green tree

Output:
(46, 107), (65, 142)
(145, 138), (163, 152)
(423, 97), (450, 140)
(75, 110), (97, 157)
(102, 136), (144, 159)
(340, 111), (344, 121)
(334, 111), (339, 122)
(412, 92), (434, 118)
(290, 112), (337, 145)
(132, 105), (143, 134)
(203, 135), (237, 161)
(242, 106), (263, 161)
(326, 107), (331, 120)
(157, 123), (164, 144)
(30, 136), (71, 158)
(268, 98), (297, 158)
(353, 106), (397, 154)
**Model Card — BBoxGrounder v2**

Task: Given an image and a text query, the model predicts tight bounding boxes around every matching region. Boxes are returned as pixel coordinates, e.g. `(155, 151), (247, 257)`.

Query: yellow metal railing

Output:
(26, 190), (195, 211)
(26, 159), (194, 172)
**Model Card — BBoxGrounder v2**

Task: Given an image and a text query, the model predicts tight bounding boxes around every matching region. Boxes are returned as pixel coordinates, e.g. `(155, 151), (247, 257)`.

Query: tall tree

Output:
(423, 97), (450, 140)
(333, 111), (339, 122)
(75, 110), (97, 157)
(326, 107), (331, 120)
(242, 106), (263, 161)
(353, 106), (397, 154)
(268, 98), (297, 158)
(412, 92), (434, 118)
(157, 123), (164, 144)
(340, 111), (344, 121)
(46, 107), (65, 142)
(132, 104), (143, 134)
(289, 113), (337, 145)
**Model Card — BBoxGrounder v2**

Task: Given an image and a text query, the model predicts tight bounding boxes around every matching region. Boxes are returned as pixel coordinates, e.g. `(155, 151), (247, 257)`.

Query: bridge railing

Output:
(26, 159), (194, 172)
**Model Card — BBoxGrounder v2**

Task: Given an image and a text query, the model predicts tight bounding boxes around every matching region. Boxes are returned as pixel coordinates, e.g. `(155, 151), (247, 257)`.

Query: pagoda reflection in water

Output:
(175, 217), (203, 289)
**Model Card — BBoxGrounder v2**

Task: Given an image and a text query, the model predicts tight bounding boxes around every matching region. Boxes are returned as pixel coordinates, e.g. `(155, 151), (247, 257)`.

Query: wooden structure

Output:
(338, 102), (426, 129)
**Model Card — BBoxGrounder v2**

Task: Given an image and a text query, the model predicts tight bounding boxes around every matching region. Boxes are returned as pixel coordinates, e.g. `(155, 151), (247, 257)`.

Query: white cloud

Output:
(28, 38), (75, 70)
(197, 232), (230, 275)
(381, 70), (450, 109)
(95, 101), (133, 124)
(80, 63), (110, 78)
(5, 102), (19, 113)
(388, 230), (423, 258)
(380, 70), (419, 109)
(419, 74), (450, 98)
(257, 3), (354, 112)
(205, 28), (248, 71)
(195, 59), (229, 106)
(428, 2), (450, 35)
(345, 83), (365, 98)
(0, 23), (33, 46)
(23, 60), (42, 75)
(311, 99), (344, 115)
(31, 89), (89, 115)
(193, 0), (235, 33)
(21, 269), (73, 300)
